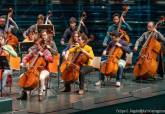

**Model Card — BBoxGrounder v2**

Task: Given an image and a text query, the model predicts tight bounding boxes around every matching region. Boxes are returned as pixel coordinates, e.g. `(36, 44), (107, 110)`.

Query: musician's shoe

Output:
(60, 79), (64, 83)
(116, 81), (121, 87)
(39, 90), (44, 96)
(61, 83), (71, 92)
(17, 91), (27, 100)
(95, 80), (102, 86)
(61, 88), (71, 92)
(78, 89), (84, 95)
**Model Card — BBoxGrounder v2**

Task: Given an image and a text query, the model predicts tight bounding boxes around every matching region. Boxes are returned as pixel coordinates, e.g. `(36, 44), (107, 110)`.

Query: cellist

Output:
(0, 8), (19, 91)
(0, 34), (17, 90)
(62, 33), (94, 95)
(23, 14), (44, 39)
(95, 31), (131, 87)
(17, 36), (53, 100)
(0, 9), (19, 38)
(134, 21), (165, 78)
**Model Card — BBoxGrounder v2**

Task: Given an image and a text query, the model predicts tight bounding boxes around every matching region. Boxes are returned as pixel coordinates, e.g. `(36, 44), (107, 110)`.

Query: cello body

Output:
(61, 52), (89, 82)
(100, 5), (130, 77)
(18, 56), (46, 90)
(60, 53), (74, 73)
(133, 37), (161, 78)
(6, 32), (19, 48)
(119, 29), (130, 43)
(100, 46), (123, 76)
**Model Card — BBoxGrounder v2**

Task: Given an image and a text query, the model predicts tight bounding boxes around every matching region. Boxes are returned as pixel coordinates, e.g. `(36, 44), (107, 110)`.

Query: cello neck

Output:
(117, 5), (129, 32)
(142, 17), (165, 49)
(77, 12), (86, 32)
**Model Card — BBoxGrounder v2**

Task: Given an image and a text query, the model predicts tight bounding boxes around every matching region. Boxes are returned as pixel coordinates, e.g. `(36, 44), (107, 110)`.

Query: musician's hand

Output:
(80, 48), (86, 53)
(60, 40), (65, 45)
(39, 51), (43, 56)
(20, 63), (25, 67)
(103, 42), (107, 47)
(102, 50), (107, 56)
(80, 48), (92, 59)
(115, 42), (122, 47)
(134, 47), (138, 52)
(47, 45), (51, 49)
(80, 21), (85, 27)
(75, 43), (80, 48)
(153, 28), (158, 33)
(64, 53), (68, 60)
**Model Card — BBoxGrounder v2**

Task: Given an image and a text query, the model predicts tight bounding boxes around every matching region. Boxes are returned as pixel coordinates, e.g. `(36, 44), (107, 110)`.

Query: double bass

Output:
(100, 5), (130, 76)
(18, 40), (46, 90)
(133, 17), (165, 79)
(5, 8), (19, 48)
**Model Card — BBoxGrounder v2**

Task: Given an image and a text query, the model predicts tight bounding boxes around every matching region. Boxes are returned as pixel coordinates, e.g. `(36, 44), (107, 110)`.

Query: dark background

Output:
(0, 0), (164, 57)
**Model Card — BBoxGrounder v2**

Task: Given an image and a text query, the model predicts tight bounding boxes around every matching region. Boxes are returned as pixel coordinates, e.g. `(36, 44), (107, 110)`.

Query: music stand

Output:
(19, 42), (34, 54)
(0, 56), (10, 97)
(37, 24), (55, 36)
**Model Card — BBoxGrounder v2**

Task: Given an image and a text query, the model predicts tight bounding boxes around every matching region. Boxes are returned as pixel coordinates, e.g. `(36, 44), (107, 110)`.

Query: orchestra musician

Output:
(23, 30), (35, 42)
(134, 21), (165, 78)
(103, 13), (132, 46)
(17, 34), (53, 100)
(62, 33), (94, 95)
(0, 34), (18, 90)
(0, 8), (19, 91)
(23, 14), (45, 39)
(60, 17), (88, 45)
(95, 31), (131, 87)
(41, 30), (58, 55)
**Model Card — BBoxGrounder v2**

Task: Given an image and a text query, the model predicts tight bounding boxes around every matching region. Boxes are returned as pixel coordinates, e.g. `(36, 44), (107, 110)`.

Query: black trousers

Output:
(64, 66), (94, 90)
(157, 51), (164, 78)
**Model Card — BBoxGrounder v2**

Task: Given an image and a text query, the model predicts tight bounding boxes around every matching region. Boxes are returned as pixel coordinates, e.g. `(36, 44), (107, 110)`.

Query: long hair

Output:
(68, 31), (80, 45)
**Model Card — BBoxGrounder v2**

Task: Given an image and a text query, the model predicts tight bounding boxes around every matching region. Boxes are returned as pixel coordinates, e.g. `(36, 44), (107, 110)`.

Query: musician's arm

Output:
(8, 17), (19, 29)
(121, 45), (131, 54)
(103, 26), (113, 46)
(157, 31), (165, 44)
(61, 28), (70, 45)
(23, 25), (35, 38)
(47, 41), (58, 54)
(80, 47), (94, 60)
(65, 47), (77, 59)
(43, 49), (53, 62)
(22, 53), (33, 64)
(123, 21), (132, 31)
(134, 32), (146, 50)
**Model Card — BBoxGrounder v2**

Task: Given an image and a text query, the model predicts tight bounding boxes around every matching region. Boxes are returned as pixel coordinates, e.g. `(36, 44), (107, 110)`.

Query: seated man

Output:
(95, 32), (131, 87)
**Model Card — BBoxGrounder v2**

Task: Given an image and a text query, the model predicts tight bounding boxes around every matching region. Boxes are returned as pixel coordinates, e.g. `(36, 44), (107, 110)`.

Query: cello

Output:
(61, 39), (89, 82)
(18, 39), (46, 90)
(60, 12), (87, 73)
(100, 5), (130, 76)
(133, 17), (165, 79)
(5, 8), (19, 49)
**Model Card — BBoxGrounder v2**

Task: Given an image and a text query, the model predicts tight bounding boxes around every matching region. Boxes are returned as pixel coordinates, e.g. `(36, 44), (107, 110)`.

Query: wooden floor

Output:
(1, 72), (165, 114)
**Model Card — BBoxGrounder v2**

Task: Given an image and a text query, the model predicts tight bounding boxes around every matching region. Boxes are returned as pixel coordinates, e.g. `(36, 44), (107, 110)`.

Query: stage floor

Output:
(1, 71), (165, 114)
